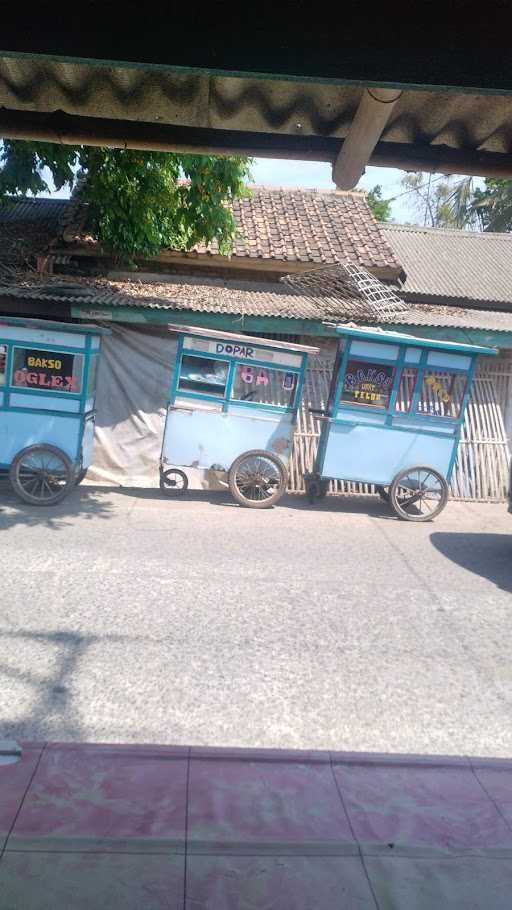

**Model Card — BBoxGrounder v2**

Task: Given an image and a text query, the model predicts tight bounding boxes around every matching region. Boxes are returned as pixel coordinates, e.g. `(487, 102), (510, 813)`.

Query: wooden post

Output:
(333, 87), (402, 189)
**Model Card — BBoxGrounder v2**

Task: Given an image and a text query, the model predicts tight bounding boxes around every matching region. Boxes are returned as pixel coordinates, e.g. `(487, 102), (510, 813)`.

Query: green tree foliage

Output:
(0, 141), (252, 260)
(399, 173), (470, 228)
(365, 185), (392, 222)
(400, 172), (512, 232)
(470, 178), (512, 232)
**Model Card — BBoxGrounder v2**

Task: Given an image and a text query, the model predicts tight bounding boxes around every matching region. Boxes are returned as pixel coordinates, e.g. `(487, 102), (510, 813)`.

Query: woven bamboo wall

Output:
(289, 353), (512, 501)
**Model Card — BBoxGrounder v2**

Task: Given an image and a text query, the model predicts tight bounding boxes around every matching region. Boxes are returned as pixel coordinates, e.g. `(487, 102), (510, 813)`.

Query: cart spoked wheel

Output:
(389, 465), (449, 522)
(160, 468), (189, 495)
(375, 485), (390, 503)
(9, 445), (74, 506)
(229, 450), (287, 509)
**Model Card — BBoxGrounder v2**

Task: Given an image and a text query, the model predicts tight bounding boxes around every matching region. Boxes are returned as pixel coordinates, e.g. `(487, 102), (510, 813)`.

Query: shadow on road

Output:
(430, 532), (512, 594)
(0, 479), (115, 531)
(278, 493), (395, 518)
(109, 486), (233, 505)
(110, 487), (395, 517)
(0, 628), (158, 742)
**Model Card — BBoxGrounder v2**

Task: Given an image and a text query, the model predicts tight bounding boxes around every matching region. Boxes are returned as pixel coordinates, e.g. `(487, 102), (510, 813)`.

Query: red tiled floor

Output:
(0, 851), (185, 910)
(366, 856), (512, 910)
(187, 758), (356, 854)
(0, 745), (44, 850)
(185, 855), (374, 909)
(332, 759), (512, 852)
(9, 744), (188, 853)
(471, 761), (512, 830)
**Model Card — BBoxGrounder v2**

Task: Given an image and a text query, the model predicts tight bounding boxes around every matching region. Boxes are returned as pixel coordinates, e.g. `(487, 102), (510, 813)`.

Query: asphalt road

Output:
(0, 480), (511, 757)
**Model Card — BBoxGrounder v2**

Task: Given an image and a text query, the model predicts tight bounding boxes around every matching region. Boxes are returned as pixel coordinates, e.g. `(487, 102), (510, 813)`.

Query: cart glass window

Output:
(87, 355), (99, 397)
(0, 344), (6, 386)
(231, 364), (297, 408)
(178, 354), (228, 398)
(416, 370), (467, 419)
(11, 347), (84, 394)
(341, 359), (395, 408)
(395, 368), (419, 413)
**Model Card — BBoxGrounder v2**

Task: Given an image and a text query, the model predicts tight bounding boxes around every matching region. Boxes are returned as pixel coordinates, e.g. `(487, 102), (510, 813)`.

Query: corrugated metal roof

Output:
(0, 276), (342, 321)
(1, 55), (512, 179)
(382, 223), (512, 305)
(2, 274), (512, 335)
(392, 304), (512, 333)
(0, 198), (70, 223)
(0, 199), (70, 274)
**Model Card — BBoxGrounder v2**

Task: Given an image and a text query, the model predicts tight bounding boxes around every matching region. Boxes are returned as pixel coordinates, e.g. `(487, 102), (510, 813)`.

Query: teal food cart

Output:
(161, 325), (318, 508)
(306, 325), (496, 521)
(0, 316), (108, 505)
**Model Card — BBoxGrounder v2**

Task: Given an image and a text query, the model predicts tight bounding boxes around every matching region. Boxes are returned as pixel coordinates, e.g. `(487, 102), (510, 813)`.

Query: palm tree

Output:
(400, 173), (512, 232)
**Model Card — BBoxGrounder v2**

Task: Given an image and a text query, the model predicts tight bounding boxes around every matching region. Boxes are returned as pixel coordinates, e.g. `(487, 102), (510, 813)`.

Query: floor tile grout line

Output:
(468, 758), (512, 837)
(3, 846), (512, 860)
(329, 755), (381, 910)
(0, 742), (48, 862)
(182, 747), (192, 910)
(2, 848), (186, 856)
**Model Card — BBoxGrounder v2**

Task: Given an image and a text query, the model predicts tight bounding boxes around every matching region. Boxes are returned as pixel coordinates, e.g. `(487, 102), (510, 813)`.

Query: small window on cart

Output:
(0, 344), (6, 386)
(416, 370), (467, 419)
(87, 355), (99, 398)
(340, 360), (396, 409)
(230, 364), (298, 408)
(177, 354), (229, 398)
(11, 347), (84, 394)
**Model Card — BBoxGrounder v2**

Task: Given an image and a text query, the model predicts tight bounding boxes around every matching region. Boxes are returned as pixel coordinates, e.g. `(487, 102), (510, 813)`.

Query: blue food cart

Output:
(306, 325), (496, 521)
(160, 324), (318, 507)
(0, 315), (108, 505)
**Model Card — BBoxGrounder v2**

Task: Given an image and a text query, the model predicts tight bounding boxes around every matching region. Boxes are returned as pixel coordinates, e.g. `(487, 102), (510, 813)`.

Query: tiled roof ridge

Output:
(245, 185), (367, 197)
(383, 222), (512, 240)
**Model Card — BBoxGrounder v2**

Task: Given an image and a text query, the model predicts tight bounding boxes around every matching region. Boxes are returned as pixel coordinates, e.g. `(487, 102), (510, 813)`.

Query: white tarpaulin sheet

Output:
(87, 324), (177, 487)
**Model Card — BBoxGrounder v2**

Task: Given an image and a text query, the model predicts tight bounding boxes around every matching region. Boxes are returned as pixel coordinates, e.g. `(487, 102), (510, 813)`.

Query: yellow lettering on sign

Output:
(26, 356), (62, 370)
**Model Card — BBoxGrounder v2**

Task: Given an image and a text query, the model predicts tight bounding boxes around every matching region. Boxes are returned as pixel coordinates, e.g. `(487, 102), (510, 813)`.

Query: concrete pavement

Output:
(0, 479), (511, 756)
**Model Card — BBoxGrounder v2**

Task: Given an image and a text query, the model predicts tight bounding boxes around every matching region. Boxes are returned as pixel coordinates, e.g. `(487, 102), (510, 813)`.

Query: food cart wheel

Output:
(389, 465), (449, 522)
(160, 468), (189, 495)
(375, 485), (390, 503)
(229, 450), (287, 509)
(9, 444), (74, 506)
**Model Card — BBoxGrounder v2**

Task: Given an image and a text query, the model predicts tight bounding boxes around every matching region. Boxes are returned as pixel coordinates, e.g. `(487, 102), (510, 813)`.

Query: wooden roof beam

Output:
(332, 88), (402, 189)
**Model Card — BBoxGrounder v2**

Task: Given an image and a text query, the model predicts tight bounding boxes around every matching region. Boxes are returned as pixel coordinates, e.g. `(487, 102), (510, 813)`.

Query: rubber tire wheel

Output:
(160, 468), (189, 495)
(389, 465), (449, 522)
(75, 468), (88, 486)
(228, 450), (287, 509)
(375, 485), (390, 503)
(10, 444), (74, 506)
